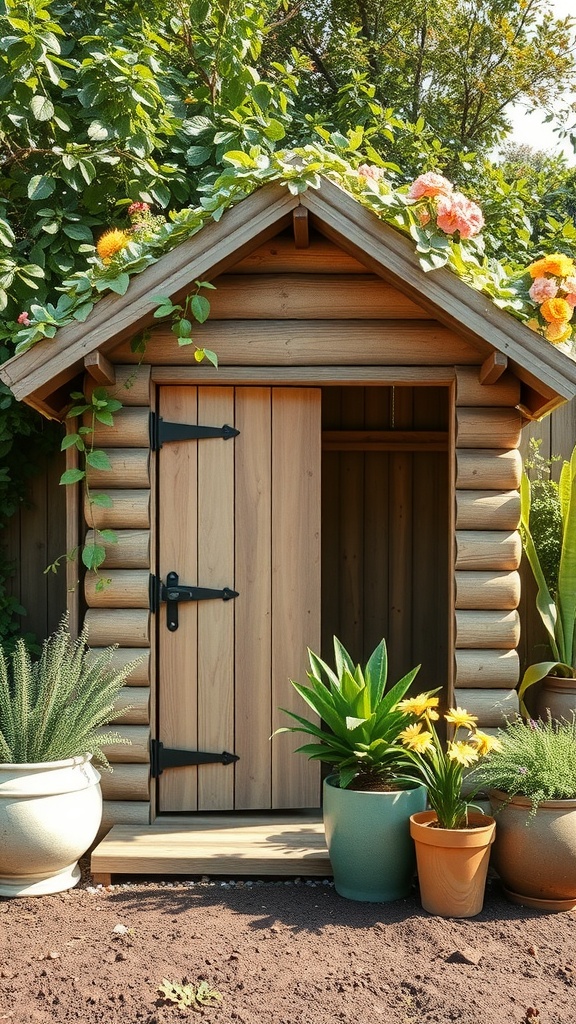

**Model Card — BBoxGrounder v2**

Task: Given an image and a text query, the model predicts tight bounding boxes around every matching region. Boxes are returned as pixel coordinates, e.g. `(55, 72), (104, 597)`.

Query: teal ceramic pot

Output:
(323, 775), (427, 902)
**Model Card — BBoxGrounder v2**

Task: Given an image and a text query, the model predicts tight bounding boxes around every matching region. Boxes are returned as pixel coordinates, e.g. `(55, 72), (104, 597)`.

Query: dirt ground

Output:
(0, 863), (575, 1024)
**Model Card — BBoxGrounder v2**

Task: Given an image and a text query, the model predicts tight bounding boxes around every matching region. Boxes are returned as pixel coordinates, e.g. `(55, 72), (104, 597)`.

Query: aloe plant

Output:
(519, 442), (576, 712)
(274, 637), (421, 789)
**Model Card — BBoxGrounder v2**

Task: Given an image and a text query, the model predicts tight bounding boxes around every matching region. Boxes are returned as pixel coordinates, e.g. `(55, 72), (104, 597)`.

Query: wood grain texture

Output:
(86, 648), (150, 685)
(207, 274), (429, 319)
(85, 365), (151, 406)
(455, 367), (520, 407)
(99, 764), (150, 802)
(112, 686), (150, 725)
(455, 571), (520, 610)
(84, 608), (150, 647)
(152, 366), (456, 386)
(90, 407), (149, 447)
(453, 688), (518, 726)
(84, 529), (150, 568)
(455, 610), (520, 649)
(455, 490), (520, 530)
(271, 388), (321, 808)
(98, 725), (150, 763)
(455, 649), (520, 688)
(456, 408), (522, 449)
(455, 531), (522, 571)
(86, 449), (150, 489)
(234, 388), (273, 810)
(84, 569), (149, 608)
(98, 801), (150, 837)
(455, 449), (522, 491)
(115, 321), (479, 367)
(84, 489), (150, 530)
(230, 232), (367, 274)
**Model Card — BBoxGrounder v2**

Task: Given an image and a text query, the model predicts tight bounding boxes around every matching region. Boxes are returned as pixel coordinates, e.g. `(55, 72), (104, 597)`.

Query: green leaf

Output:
(59, 468), (85, 485)
(91, 493), (114, 509)
(98, 529), (118, 544)
(107, 273), (130, 295)
(263, 119), (286, 142)
(190, 293), (210, 323)
(85, 450), (112, 470)
(185, 145), (212, 166)
(82, 544), (105, 571)
(30, 94), (54, 121)
(189, 0), (210, 20)
(27, 175), (55, 201)
(203, 348), (218, 368)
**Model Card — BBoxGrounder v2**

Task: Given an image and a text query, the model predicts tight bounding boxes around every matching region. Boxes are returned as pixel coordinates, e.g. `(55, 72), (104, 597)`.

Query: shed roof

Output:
(2, 176), (576, 420)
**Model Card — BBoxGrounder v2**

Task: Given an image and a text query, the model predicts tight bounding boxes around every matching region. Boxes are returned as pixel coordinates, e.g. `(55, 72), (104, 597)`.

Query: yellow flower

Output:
(528, 253), (575, 279)
(96, 228), (130, 261)
(526, 318), (541, 332)
(540, 297), (573, 325)
(399, 723), (434, 753)
(471, 731), (503, 756)
(447, 741), (479, 767)
(445, 707), (478, 730)
(396, 694), (440, 717)
(545, 321), (572, 344)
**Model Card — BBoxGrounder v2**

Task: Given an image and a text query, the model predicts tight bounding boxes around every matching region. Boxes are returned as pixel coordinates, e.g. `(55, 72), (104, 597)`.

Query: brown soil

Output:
(0, 864), (574, 1024)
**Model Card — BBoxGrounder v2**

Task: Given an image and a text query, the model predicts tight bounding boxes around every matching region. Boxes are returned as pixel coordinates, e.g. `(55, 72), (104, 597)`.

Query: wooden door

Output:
(157, 386), (321, 813)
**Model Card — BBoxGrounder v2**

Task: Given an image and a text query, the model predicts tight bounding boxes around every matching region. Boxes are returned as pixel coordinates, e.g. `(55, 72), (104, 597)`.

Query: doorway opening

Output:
(321, 385), (450, 694)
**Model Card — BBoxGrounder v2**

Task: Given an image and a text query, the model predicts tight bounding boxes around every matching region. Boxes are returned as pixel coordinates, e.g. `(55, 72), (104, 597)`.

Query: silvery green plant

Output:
(275, 636), (421, 789)
(0, 616), (136, 766)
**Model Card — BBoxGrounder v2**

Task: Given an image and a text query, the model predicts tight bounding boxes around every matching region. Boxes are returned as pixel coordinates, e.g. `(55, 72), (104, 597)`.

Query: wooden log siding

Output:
(453, 368), (522, 723)
(83, 365), (152, 825)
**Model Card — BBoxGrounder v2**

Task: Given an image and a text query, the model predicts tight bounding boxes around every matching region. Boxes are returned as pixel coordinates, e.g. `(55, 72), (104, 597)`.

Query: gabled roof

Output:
(2, 177), (576, 420)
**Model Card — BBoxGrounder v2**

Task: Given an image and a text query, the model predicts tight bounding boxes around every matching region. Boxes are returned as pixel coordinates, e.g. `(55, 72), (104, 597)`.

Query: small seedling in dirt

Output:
(158, 978), (222, 1011)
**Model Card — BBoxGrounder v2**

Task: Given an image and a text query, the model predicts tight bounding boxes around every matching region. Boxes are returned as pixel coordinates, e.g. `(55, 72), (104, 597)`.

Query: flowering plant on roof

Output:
(521, 252), (576, 350)
(395, 695), (502, 829)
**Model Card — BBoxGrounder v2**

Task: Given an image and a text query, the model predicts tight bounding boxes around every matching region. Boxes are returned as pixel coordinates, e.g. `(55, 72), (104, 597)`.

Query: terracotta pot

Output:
(0, 755), (102, 897)
(323, 776), (427, 902)
(535, 675), (576, 723)
(489, 789), (576, 911)
(409, 810), (496, 918)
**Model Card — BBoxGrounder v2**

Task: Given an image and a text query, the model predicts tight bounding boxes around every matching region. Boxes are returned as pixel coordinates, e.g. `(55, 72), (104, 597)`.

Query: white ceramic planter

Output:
(0, 754), (102, 897)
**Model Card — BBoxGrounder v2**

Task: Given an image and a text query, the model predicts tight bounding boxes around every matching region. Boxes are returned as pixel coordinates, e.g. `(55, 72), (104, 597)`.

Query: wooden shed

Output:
(3, 177), (576, 879)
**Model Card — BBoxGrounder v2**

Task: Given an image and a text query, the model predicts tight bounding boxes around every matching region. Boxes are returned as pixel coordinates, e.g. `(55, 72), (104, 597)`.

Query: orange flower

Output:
(545, 321), (572, 344)
(540, 297), (573, 324)
(96, 228), (130, 261)
(528, 253), (575, 279)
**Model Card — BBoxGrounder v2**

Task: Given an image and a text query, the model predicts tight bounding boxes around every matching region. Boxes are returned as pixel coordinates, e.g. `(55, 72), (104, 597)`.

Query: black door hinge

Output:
(150, 572), (239, 631)
(151, 739), (239, 778)
(150, 412), (239, 450)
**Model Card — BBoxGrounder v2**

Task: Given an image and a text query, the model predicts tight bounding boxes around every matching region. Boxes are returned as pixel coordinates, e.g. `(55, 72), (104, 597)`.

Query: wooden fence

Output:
(2, 401), (576, 662)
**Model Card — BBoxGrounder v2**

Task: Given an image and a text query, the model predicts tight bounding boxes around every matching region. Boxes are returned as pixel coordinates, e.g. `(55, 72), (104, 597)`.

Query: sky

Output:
(505, 0), (576, 163)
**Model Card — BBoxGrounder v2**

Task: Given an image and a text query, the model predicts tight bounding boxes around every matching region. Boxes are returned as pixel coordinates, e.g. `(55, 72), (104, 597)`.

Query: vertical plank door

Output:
(157, 386), (321, 813)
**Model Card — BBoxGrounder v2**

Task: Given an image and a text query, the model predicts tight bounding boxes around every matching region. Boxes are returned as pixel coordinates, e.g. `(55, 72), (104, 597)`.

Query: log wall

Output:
(453, 367), (523, 726)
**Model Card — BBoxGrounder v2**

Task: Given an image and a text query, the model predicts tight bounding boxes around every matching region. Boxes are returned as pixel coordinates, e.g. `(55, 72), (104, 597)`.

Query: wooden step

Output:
(90, 815), (330, 885)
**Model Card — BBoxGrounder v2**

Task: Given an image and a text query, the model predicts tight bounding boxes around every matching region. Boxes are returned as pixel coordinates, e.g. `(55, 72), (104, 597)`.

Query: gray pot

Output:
(323, 775), (427, 902)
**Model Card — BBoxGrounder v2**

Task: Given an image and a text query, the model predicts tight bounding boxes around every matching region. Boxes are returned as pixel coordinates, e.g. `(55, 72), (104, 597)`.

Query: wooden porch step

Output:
(90, 815), (331, 885)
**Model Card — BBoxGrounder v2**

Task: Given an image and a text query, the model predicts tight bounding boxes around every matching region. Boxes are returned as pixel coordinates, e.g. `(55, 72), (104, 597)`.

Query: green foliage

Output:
(0, 615), (139, 765)
(274, 636), (421, 789)
(158, 978), (222, 1010)
(473, 715), (576, 814)
(518, 441), (576, 708)
(152, 279), (218, 365)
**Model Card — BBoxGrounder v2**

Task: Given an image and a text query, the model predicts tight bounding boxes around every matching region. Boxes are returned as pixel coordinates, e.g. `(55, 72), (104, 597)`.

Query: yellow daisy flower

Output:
(96, 228), (130, 262)
(396, 694), (440, 717)
(471, 731), (503, 756)
(445, 707), (478, 730)
(447, 741), (479, 767)
(399, 723), (434, 753)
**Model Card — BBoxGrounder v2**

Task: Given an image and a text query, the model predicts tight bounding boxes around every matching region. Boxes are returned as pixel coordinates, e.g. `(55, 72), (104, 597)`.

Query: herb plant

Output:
(472, 715), (576, 814)
(0, 616), (136, 766)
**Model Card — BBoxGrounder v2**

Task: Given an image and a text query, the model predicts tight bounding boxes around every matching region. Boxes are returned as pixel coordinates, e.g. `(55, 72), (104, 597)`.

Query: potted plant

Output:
(518, 439), (576, 719)
(0, 616), (136, 897)
(472, 714), (576, 911)
(396, 701), (501, 917)
(274, 636), (427, 902)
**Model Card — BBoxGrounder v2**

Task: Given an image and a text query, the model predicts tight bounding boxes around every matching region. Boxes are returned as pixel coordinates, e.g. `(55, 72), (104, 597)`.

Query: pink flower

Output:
(565, 293), (576, 308)
(563, 276), (576, 304)
(408, 172), (453, 200)
(529, 277), (558, 303)
(436, 192), (484, 239)
(358, 164), (385, 181)
(17, 312), (31, 326)
(127, 201), (151, 216)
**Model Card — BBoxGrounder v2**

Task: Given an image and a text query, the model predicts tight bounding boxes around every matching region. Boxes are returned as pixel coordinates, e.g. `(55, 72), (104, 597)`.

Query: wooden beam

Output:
(292, 207), (309, 248)
(322, 429), (448, 451)
(151, 365), (457, 386)
(479, 351), (508, 385)
(84, 351), (116, 386)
